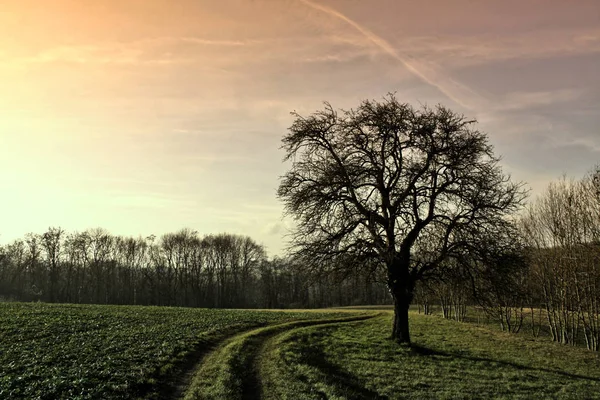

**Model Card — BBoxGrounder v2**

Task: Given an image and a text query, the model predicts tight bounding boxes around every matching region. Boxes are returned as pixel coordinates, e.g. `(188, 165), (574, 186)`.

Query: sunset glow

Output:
(1, 0), (599, 254)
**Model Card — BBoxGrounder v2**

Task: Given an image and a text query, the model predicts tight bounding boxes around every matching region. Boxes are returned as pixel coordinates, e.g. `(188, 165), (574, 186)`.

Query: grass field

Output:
(267, 313), (600, 399)
(0, 303), (361, 399)
(3, 303), (600, 399)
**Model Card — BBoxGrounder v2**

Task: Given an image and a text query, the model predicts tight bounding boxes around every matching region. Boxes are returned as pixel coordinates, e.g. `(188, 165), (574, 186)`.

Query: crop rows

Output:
(0, 303), (352, 399)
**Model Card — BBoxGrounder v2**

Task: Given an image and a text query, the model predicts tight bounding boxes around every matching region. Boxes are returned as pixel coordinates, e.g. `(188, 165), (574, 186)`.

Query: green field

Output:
(0, 303), (362, 399)
(2, 303), (600, 399)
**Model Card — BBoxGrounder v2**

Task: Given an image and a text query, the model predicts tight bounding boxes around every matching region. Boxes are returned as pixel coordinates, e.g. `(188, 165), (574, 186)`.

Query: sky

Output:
(1, 0), (599, 256)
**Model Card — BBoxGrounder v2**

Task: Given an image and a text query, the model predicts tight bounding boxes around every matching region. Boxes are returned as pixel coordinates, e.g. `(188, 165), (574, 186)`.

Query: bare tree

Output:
(472, 247), (529, 333)
(523, 173), (600, 350)
(41, 227), (64, 303)
(278, 95), (526, 343)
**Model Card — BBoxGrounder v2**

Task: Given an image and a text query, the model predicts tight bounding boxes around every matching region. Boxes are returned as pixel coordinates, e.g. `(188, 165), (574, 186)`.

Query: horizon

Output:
(1, 0), (599, 255)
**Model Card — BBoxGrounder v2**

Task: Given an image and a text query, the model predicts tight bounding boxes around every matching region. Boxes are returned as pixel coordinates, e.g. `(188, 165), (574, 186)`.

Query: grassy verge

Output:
(0, 302), (361, 399)
(269, 312), (600, 399)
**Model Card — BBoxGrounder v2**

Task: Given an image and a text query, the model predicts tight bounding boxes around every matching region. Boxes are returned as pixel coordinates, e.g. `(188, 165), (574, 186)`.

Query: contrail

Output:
(298, 0), (486, 111)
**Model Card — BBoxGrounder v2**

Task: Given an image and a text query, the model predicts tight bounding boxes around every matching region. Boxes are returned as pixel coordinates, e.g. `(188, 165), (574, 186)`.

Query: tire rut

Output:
(180, 313), (378, 400)
(166, 324), (264, 400)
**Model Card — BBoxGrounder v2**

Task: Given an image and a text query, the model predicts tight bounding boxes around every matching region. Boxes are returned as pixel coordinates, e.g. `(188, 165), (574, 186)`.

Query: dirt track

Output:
(179, 314), (378, 400)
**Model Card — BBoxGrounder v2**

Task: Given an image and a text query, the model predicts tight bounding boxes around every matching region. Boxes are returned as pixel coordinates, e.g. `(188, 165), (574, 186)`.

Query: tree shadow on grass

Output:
(300, 344), (387, 400)
(410, 344), (600, 383)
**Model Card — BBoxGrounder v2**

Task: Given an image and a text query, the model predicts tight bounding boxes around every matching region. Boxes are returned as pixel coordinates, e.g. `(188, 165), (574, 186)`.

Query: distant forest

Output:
(0, 228), (390, 309)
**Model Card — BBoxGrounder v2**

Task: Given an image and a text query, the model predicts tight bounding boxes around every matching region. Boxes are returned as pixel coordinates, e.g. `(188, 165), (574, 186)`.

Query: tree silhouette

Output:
(278, 94), (526, 343)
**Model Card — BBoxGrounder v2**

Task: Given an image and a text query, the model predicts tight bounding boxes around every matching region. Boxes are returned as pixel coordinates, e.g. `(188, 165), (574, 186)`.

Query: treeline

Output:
(414, 168), (600, 351)
(0, 228), (389, 309)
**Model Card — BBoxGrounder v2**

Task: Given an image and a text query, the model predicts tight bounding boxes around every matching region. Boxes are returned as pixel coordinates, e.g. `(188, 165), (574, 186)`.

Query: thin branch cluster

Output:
(278, 95), (526, 281)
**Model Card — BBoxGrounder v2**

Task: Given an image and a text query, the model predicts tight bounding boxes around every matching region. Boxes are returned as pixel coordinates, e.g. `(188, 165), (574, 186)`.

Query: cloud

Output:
(108, 194), (196, 209)
(155, 37), (254, 47)
(298, 0), (488, 111)
(393, 28), (600, 68)
(295, 1), (600, 114)
(264, 222), (286, 236)
(3, 36), (259, 66)
(564, 137), (600, 153)
(493, 89), (585, 112)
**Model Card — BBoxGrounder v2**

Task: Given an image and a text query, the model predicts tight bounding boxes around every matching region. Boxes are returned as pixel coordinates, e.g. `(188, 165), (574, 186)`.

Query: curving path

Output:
(179, 313), (379, 400)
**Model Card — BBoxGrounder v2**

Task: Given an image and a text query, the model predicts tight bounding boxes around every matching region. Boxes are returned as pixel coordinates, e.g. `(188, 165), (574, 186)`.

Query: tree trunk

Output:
(390, 277), (414, 344)
(392, 293), (411, 344)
